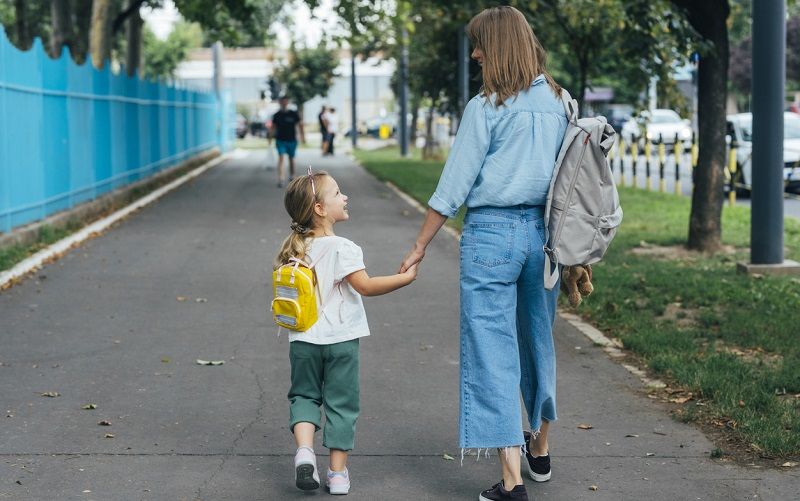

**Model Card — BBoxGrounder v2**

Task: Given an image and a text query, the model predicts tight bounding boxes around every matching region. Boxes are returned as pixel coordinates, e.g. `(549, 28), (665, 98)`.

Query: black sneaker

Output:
(523, 430), (551, 482)
(478, 482), (529, 501)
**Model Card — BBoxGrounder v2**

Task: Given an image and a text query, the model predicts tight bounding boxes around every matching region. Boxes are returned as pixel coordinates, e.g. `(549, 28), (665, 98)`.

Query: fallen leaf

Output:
(589, 485), (598, 491)
(82, 404), (97, 410)
(104, 433), (115, 439)
(176, 296), (187, 302)
(98, 420), (111, 426)
(669, 396), (693, 404)
(161, 357), (170, 363)
(781, 461), (798, 468)
(40, 391), (60, 397)
(577, 423), (593, 430)
(443, 453), (454, 461)
(738, 400), (745, 407)
(196, 359), (225, 366)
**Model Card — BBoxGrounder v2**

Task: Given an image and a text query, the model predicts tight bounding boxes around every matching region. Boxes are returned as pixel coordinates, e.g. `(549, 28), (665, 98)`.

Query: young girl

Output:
(275, 168), (418, 495)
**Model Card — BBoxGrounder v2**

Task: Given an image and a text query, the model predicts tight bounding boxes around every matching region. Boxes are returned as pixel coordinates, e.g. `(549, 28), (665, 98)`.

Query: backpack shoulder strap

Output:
(559, 89), (579, 124)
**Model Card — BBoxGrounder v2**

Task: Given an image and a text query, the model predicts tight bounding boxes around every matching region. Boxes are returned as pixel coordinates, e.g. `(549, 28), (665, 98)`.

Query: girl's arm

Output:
(399, 208), (446, 273)
(345, 264), (418, 297)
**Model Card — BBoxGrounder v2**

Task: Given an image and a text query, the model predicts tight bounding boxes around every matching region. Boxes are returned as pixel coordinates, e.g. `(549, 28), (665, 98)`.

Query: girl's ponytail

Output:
(273, 170), (328, 269)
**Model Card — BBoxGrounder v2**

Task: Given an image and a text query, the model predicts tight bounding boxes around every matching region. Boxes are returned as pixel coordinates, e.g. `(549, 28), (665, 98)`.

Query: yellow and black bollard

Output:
(674, 133), (682, 195)
(618, 138), (626, 187)
(644, 138), (652, 191)
(728, 140), (738, 207)
(658, 135), (666, 193)
(631, 140), (639, 188)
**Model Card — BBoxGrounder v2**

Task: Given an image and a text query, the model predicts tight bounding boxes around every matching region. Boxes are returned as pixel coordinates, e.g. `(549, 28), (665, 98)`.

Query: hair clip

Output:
(307, 166), (316, 196)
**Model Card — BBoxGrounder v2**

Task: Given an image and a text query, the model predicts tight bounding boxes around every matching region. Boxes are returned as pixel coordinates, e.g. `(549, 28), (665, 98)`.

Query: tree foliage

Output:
(273, 42), (340, 117)
(141, 20), (202, 80)
(0, 0), (285, 73)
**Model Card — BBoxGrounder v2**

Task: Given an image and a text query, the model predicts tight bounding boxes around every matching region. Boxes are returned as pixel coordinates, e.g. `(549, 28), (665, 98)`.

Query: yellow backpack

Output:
(271, 257), (319, 332)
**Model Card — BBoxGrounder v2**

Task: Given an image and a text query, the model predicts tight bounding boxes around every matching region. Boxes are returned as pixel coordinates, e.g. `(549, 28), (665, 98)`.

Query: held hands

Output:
(402, 262), (419, 284)
(399, 244), (425, 274)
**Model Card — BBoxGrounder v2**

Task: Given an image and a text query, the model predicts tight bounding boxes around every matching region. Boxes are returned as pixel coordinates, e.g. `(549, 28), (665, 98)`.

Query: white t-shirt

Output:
(287, 236), (370, 345)
(324, 112), (338, 134)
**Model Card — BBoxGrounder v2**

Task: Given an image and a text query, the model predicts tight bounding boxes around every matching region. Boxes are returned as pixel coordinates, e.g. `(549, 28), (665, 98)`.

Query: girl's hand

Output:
(403, 262), (419, 283)
(399, 244), (425, 273)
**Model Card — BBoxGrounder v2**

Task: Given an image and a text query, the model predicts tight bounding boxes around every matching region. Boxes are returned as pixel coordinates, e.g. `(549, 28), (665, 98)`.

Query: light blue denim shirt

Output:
(428, 75), (568, 218)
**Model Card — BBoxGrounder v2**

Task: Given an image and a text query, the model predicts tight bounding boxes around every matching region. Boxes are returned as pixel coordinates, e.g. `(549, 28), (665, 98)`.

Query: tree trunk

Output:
(124, 1), (143, 76)
(50, 0), (73, 58)
(13, 0), (31, 49)
(90, 0), (112, 69)
(410, 101), (419, 143)
(575, 51), (589, 115)
(422, 104), (442, 160)
(72, 0), (92, 64)
(673, 0), (730, 252)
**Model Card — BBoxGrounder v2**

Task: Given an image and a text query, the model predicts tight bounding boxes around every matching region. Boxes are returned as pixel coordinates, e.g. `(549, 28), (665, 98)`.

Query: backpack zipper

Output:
(551, 131), (591, 250)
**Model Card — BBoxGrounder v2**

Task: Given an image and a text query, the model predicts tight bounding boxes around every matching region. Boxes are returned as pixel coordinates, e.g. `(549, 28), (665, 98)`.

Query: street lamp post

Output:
(741, 0), (800, 275)
(351, 54), (357, 149)
(399, 26), (409, 157)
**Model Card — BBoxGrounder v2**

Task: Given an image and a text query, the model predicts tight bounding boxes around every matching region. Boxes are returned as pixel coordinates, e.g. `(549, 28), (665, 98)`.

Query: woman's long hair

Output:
(466, 6), (561, 106)
(274, 171), (329, 269)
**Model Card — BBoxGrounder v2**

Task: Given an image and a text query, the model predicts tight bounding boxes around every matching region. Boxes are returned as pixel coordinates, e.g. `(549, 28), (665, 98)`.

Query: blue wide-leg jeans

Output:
(458, 205), (559, 449)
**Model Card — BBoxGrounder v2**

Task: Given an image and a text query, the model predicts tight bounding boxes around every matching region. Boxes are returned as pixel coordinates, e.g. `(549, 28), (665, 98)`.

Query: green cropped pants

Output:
(288, 339), (360, 451)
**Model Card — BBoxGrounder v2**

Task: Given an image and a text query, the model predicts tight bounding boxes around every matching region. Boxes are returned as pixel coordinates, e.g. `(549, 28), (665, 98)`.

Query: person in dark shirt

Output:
(318, 106), (329, 154)
(271, 96), (305, 187)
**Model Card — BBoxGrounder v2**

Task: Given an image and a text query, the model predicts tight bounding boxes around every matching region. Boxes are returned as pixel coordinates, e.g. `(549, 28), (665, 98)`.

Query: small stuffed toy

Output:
(560, 264), (594, 307)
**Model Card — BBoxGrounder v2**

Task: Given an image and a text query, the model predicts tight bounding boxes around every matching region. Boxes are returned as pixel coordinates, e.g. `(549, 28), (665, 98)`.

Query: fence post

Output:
(631, 141), (639, 188)
(644, 138), (652, 190)
(618, 138), (626, 187)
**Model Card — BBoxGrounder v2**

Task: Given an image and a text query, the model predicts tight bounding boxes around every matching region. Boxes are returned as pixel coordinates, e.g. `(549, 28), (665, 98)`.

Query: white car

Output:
(621, 109), (693, 146)
(726, 112), (800, 192)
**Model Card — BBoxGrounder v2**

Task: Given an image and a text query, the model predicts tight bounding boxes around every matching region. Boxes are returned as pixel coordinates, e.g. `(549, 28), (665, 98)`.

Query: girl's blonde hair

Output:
(274, 171), (329, 269)
(466, 6), (561, 107)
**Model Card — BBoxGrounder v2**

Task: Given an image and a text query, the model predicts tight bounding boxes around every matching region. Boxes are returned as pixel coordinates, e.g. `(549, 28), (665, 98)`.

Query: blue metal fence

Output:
(0, 27), (222, 233)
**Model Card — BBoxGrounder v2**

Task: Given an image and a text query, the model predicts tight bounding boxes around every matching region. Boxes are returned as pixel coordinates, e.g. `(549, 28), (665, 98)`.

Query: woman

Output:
(400, 6), (567, 501)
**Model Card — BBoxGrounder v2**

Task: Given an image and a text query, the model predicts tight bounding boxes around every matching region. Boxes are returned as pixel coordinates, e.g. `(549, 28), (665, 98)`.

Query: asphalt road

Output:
(1, 148), (798, 500)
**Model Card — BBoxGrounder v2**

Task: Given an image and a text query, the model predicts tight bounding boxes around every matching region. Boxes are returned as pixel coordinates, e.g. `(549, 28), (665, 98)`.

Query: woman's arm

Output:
(346, 263), (418, 297)
(399, 208), (447, 273)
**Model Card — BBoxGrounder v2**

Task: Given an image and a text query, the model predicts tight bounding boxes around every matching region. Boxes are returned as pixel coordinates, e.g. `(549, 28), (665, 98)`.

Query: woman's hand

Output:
(402, 262), (419, 283)
(400, 244), (425, 273)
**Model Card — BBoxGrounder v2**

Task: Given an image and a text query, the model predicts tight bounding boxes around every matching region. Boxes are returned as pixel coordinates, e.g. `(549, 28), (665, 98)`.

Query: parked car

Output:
(235, 114), (248, 139)
(621, 109), (692, 147)
(600, 104), (633, 134)
(726, 112), (800, 193)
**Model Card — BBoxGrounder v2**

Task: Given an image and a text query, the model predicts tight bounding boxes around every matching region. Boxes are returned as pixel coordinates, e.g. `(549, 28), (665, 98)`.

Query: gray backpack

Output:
(543, 90), (623, 290)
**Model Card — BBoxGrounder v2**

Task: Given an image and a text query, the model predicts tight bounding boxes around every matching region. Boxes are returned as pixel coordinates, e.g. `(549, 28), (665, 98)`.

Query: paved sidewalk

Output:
(1, 148), (798, 500)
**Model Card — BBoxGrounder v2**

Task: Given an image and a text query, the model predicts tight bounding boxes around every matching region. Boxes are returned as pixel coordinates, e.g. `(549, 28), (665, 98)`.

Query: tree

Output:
(141, 21), (202, 80)
(50, 0), (73, 58)
(273, 42), (340, 123)
(90, 0), (113, 68)
(670, 0), (730, 252)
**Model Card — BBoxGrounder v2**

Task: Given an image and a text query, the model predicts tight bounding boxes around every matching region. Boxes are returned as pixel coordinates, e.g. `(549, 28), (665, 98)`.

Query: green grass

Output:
(0, 222), (82, 272)
(355, 146), (800, 458)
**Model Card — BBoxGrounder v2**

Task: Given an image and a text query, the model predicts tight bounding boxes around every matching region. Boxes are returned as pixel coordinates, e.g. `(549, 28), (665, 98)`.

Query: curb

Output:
(0, 152), (230, 290)
(378, 178), (666, 390)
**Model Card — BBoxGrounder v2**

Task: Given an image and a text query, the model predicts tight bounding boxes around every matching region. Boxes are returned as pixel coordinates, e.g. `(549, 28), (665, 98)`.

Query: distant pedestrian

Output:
(399, 6), (568, 501)
(271, 96), (305, 188)
(322, 107), (338, 156)
(318, 106), (329, 153)
(275, 168), (418, 495)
